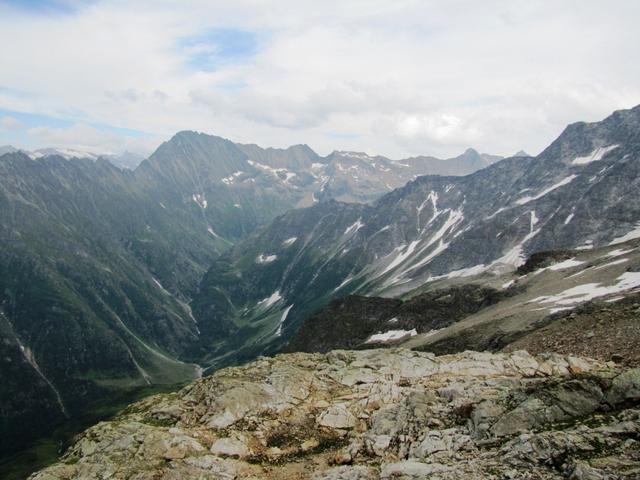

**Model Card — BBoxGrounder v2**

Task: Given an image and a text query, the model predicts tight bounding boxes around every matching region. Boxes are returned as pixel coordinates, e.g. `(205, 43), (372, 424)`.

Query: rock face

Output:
(31, 349), (640, 479)
(285, 285), (512, 353)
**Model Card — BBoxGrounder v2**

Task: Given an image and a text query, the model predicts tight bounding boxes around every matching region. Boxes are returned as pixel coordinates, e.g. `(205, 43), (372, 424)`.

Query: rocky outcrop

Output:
(285, 285), (511, 353)
(31, 349), (640, 479)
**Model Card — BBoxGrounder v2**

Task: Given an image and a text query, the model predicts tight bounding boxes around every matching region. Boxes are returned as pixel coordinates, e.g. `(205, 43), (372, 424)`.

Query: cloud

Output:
(26, 123), (160, 155)
(0, 1), (638, 158)
(0, 115), (23, 130)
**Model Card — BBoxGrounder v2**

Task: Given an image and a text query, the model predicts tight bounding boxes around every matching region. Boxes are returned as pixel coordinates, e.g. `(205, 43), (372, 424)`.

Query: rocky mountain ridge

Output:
(191, 105), (640, 366)
(30, 348), (640, 479)
(285, 237), (640, 358)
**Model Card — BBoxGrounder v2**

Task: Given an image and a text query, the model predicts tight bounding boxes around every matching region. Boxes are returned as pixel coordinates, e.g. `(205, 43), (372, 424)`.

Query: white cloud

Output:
(27, 123), (161, 155)
(0, 116), (23, 130)
(0, 0), (638, 158)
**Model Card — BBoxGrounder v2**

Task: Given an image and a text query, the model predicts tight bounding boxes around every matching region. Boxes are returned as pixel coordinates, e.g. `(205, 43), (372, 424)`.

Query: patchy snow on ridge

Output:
(594, 258), (629, 270)
(515, 175), (577, 206)
(247, 160), (296, 183)
(380, 240), (421, 277)
(365, 329), (417, 344)
(221, 171), (244, 185)
(192, 193), (208, 209)
(258, 291), (282, 309)
(256, 254), (277, 264)
(564, 212), (575, 225)
(530, 271), (640, 308)
(344, 218), (365, 235)
(207, 227), (221, 238)
(547, 258), (585, 271)
(152, 277), (170, 295)
(275, 305), (293, 337)
(333, 275), (354, 293)
(572, 144), (619, 165)
(493, 211), (540, 267)
(607, 248), (635, 257)
(609, 223), (640, 245)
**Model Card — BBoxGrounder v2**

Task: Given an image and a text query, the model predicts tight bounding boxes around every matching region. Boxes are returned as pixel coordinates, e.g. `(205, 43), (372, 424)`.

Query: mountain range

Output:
(193, 105), (640, 366)
(1, 105), (639, 467)
(0, 132), (501, 456)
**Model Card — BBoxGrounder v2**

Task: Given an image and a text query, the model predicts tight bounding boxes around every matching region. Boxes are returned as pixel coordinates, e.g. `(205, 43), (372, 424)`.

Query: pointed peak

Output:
(513, 150), (531, 157)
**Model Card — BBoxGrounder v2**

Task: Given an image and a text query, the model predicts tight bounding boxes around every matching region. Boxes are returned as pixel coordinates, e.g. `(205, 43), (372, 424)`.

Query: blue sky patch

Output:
(0, 108), (152, 149)
(180, 28), (260, 72)
(0, 0), (90, 14)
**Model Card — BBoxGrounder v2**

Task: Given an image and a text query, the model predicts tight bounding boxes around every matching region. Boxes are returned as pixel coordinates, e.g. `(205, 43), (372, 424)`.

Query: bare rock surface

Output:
(30, 349), (640, 479)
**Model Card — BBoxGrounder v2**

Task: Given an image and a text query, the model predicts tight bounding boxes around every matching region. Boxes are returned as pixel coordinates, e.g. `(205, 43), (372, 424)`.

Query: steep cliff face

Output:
(30, 349), (640, 479)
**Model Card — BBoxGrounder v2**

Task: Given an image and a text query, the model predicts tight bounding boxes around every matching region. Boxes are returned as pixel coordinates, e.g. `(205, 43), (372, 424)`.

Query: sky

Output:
(0, 0), (638, 159)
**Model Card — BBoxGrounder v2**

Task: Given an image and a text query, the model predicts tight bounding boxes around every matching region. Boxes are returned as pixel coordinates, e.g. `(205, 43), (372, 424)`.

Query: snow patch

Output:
(609, 223), (640, 245)
(445, 264), (487, 279)
(221, 171), (244, 185)
(607, 248), (635, 257)
(247, 160), (296, 183)
(530, 271), (640, 308)
(275, 305), (293, 337)
(547, 258), (585, 271)
(515, 175), (577, 206)
(365, 329), (417, 344)
(152, 277), (170, 295)
(594, 258), (629, 270)
(486, 207), (508, 220)
(492, 211), (540, 267)
(192, 193), (208, 209)
(258, 291), (282, 309)
(576, 240), (594, 251)
(572, 144), (619, 165)
(333, 275), (354, 292)
(344, 218), (365, 235)
(282, 237), (298, 246)
(380, 240), (421, 276)
(256, 254), (278, 264)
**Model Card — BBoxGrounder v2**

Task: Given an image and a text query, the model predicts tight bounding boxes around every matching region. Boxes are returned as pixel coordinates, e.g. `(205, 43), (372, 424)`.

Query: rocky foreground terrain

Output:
(31, 349), (640, 479)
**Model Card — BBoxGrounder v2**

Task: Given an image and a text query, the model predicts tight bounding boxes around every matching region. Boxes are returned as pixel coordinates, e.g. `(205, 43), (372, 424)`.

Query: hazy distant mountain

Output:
(513, 149), (532, 157)
(0, 145), (18, 155)
(103, 150), (146, 170)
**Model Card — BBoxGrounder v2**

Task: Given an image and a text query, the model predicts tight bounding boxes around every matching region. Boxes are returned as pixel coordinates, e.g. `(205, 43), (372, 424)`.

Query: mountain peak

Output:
(462, 147), (480, 156)
(513, 150), (531, 157)
(540, 103), (640, 164)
